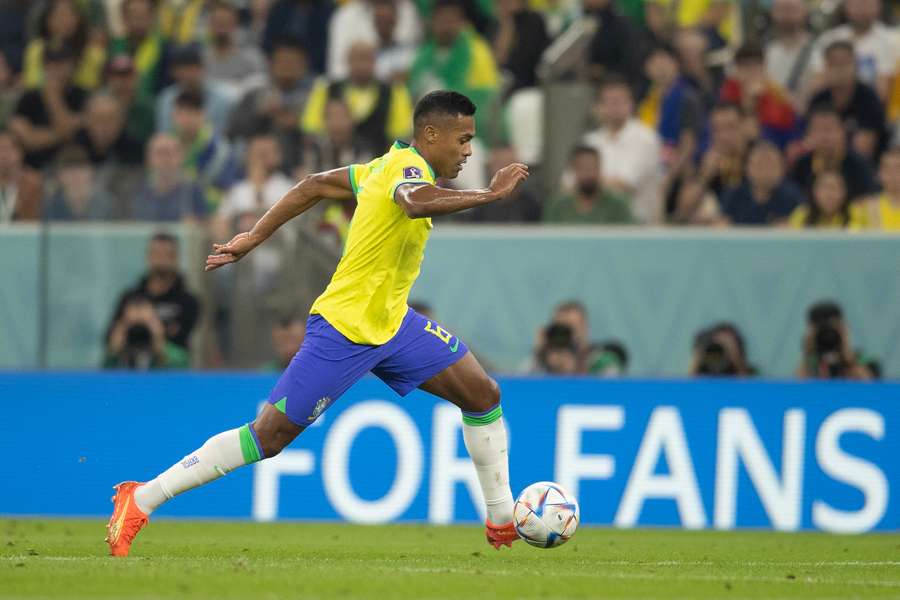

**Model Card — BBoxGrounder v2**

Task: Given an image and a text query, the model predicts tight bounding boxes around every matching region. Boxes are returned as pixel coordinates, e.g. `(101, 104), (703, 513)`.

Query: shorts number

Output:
(424, 321), (452, 344)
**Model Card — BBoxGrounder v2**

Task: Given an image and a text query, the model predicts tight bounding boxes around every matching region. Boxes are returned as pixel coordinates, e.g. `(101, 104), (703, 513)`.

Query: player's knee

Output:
(461, 375), (501, 413)
(485, 376), (501, 407)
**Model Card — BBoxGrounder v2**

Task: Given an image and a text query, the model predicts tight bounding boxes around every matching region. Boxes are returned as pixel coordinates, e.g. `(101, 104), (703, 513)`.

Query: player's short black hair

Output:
(806, 102), (842, 123)
(413, 90), (476, 132)
(174, 89), (205, 110)
(271, 37), (308, 57)
(808, 300), (843, 325)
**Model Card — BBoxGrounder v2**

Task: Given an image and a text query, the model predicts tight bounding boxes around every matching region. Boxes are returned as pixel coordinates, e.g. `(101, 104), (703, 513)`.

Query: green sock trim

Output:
(238, 424), (262, 464)
(462, 404), (503, 426)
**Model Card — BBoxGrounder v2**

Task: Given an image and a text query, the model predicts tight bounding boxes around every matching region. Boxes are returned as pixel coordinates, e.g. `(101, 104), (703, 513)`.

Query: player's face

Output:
(432, 115), (475, 178)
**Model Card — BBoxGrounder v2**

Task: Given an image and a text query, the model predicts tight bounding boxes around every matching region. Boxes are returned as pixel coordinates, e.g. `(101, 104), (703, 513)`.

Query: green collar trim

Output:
(394, 140), (436, 179)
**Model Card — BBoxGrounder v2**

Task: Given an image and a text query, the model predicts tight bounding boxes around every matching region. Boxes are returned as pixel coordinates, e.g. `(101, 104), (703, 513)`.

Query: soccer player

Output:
(106, 91), (529, 556)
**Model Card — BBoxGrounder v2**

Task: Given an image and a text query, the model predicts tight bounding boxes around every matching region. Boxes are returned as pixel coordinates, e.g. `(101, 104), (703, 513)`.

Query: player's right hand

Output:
(489, 163), (529, 199)
(205, 232), (258, 271)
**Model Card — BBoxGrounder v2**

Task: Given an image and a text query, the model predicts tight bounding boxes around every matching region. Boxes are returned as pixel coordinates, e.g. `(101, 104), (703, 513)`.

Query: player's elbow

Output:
(398, 197), (428, 219)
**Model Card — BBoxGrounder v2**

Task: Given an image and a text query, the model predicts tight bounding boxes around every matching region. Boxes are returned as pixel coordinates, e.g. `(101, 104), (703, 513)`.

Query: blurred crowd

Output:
(0, 0), (898, 230)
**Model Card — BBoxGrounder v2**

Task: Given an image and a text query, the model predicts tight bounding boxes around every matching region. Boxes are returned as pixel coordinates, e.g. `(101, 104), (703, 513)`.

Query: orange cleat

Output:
(105, 481), (149, 557)
(485, 519), (519, 550)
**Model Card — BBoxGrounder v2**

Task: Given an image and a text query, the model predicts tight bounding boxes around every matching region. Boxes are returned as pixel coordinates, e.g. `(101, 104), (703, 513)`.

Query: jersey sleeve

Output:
(387, 152), (435, 200)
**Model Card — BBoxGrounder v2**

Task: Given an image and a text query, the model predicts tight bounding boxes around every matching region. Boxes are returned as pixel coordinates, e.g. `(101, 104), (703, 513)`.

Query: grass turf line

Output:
(1, 519), (898, 599)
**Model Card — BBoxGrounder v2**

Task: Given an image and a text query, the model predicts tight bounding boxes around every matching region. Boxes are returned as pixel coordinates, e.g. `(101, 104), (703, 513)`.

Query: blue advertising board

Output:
(1, 374), (897, 532)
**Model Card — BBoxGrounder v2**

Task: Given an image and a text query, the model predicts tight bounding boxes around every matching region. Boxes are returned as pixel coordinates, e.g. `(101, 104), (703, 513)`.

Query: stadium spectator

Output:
(638, 44), (703, 206)
(855, 148), (900, 230)
(521, 299), (591, 374)
(810, 0), (899, 102)
(789, 105), (878, 201)
(764, 0), (816, 108)
(808, 40), (886, 163)
(262, 0), (334, 74)
(0, 1), (28, 76)
(719, 44), (798, 148)
(157, 0), (206, 45)
(302, 41), (412, 153)
(695, 102), (752, 207)
(106, 231), (200, 352)
(260, 313), (306, 371)
(203, 0), (267, 91)
(459, 145), (540, 222)
(409, 0), (499, 139)
(0, 130), (42, 222)
(670, 177), (721, 224)
(583, 76), (663, 224)
(44, 145), (113, 221)
(690, 322), (753, 377)
(23, 0), (106, 91)
(585, 340), (629, 377)
(544, 146), (634, 224)
(492, 0), (549, 93)
(327, 0), (421, 81)
(674, 27), (722, 111)
(370, 0), (419, 82)
(9, 45), (88, 170)
(246, 0), (275, 48)
(796, 300), (875, 380)
(171, 89), (239, 208)
(213, 133), (293, 242)
(582, 0), (644, 86)
(103, 294), (190, 369)
(104, 54), (156, 146)
(720, 140), (803, 225)
(74, 93), (144, 167)
(109, 0), (167, 97)
(130, 132), (208, 221)
(228, 40), (314, 172)
(789, 170), (860, 228)
(301, 97), (376, 175)
(0, 54), (21, 129)
(156, 44), (237, 134)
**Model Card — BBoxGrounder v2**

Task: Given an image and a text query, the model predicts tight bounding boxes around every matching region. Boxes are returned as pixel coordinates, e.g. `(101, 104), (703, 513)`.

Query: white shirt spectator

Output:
(810, 23), (900, 92)
(582, 119), (664, 224)
(765, 32), (816, 99)
(326, 0), (422, 80)
(217, 172), (294, 221)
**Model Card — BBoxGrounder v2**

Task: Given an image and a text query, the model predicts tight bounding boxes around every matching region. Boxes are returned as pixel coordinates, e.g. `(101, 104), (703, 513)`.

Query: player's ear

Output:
(424, 124), (438, 144)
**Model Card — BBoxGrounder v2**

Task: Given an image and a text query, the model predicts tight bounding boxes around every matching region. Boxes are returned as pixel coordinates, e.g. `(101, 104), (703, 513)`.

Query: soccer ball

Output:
(513, 481), (580, 548)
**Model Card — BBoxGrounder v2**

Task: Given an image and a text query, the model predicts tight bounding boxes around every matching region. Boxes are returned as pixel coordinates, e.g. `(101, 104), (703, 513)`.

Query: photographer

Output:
(103, 295), (188, 369)
(586, 341), (628, 377)
(690, 322), (754, 377)
(797, 301), (876, 380)
(535, 323), (581, 375)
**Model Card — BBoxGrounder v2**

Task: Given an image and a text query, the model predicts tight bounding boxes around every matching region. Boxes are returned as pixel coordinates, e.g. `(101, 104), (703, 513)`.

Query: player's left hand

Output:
(205, 232), (258, 271)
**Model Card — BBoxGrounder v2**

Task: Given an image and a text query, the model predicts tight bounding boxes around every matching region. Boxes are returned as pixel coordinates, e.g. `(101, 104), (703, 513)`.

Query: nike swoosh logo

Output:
(449, 338), (459, 353)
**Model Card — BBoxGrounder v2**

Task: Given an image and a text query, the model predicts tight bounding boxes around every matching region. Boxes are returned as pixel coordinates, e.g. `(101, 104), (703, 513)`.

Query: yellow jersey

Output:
(310, 141), (436, 344)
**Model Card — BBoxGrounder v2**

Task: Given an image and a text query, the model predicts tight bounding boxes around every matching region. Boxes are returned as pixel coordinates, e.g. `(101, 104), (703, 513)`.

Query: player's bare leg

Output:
(106, 405), (301, 557)
(419, 352), (518, 549)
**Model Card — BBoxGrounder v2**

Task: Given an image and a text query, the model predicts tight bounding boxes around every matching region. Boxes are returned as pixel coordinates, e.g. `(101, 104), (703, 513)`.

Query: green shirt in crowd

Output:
(543, 190), (635, 224)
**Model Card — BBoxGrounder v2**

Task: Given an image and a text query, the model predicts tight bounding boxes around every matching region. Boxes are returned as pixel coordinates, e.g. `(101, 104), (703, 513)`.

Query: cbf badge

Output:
(403, 166), (422, 179)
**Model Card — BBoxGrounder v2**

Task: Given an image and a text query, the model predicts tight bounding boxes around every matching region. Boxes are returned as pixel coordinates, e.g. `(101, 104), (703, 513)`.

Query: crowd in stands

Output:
(0, 0), (897, 229)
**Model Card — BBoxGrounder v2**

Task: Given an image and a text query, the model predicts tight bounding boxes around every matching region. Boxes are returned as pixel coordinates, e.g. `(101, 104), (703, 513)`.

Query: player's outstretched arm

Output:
(205, 167), (353, 271)
(395, 163), (529, 218)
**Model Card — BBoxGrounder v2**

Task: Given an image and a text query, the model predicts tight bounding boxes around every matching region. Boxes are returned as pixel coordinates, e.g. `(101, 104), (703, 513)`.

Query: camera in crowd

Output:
(802, 301), (880, 380)
(537, 323), (580, 374)
(691, 322), (752, 377)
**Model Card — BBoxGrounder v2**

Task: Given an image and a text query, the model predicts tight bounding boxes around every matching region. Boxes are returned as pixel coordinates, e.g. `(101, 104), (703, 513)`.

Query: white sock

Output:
(133, 424), (263, 514)
(462, 412), (514, 524)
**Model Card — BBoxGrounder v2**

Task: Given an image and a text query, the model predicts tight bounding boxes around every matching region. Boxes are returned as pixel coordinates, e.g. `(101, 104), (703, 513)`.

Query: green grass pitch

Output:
(1, 519), (898, 599)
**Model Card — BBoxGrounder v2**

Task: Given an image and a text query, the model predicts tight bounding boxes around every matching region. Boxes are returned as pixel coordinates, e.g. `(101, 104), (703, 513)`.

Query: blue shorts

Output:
(267, 307), (468, 426)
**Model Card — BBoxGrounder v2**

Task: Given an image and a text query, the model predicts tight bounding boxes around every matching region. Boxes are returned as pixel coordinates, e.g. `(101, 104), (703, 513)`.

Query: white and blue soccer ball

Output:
(513, 481), (580, 548)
